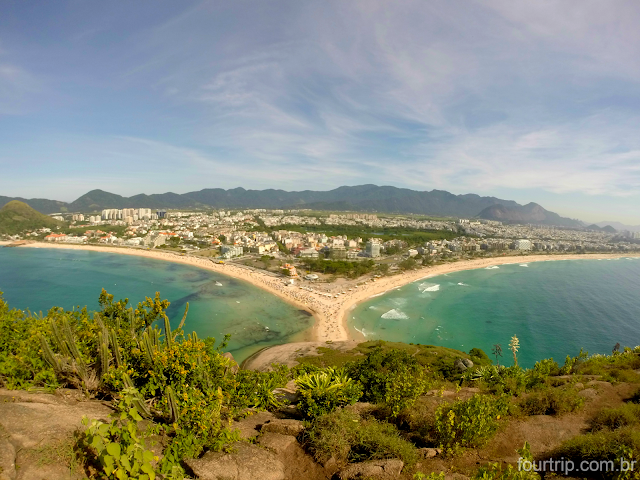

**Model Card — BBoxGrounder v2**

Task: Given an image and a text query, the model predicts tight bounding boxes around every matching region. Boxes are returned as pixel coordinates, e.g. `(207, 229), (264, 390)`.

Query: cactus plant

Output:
(165, 385), (180, 423)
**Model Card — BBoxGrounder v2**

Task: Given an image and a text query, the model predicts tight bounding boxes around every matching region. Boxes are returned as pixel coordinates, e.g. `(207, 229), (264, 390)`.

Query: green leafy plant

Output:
(296, 367), (362, 418)
(347, 347), (430, 416)
(80, 387), (176, 480)
(415, 473), (445, 480)
(434, 394), (508, 452)
(472, 442), (540, 480)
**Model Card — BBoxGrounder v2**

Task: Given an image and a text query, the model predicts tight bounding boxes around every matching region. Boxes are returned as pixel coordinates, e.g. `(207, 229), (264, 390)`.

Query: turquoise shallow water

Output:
(0, 248), (313, 363)
(349, 258), (640, 367)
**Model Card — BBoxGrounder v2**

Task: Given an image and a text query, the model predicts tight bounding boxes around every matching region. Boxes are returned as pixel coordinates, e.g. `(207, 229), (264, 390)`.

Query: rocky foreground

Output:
(1, 375), (627, 480)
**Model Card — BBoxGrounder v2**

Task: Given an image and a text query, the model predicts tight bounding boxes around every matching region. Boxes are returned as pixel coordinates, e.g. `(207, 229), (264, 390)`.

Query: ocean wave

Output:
(381, 309), (409, 320)
(418, 282), (440, 292)
(390, 298), (408, 307)
(485, 266), (500, 269)
(354, 326), (373, 337)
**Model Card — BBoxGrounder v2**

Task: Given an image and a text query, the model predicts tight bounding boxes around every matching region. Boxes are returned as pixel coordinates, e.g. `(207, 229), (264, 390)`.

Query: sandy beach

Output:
(9, 242), (640, 342)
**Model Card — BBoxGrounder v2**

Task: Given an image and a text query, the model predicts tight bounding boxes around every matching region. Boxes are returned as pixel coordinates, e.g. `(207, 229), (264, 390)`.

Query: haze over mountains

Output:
(0, 185), (585, 227)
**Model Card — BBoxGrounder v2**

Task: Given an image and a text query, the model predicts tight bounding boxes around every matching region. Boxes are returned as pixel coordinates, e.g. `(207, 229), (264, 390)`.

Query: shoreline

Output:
(337, 253), (640, 341)
(6, 242), (640, 343)
(11, 242), (324, 332)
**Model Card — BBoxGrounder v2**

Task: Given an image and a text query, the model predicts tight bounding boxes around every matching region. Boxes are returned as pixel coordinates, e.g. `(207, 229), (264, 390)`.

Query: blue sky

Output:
(1, 1), (640, 223)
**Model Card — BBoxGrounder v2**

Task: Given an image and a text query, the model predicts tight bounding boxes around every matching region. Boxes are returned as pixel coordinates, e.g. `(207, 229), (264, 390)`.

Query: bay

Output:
(349, 258), (640, 367)
(0, 247), (314, 363)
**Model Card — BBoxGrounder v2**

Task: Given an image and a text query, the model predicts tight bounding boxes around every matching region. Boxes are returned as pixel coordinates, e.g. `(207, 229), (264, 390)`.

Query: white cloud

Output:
(3, 0), (640, 220)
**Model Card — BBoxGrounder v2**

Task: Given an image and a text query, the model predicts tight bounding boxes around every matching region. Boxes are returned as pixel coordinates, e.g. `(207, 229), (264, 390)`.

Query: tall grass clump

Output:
(589, 404), (640, 432)
(518, 386), (584, 416)
(303, 409), (418, 468)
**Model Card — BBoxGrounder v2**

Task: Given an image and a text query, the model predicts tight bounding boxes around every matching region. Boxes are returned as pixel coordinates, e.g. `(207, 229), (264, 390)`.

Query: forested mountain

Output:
(0, 201), (65, 234)
(1, 185), (582, 226)
(476, 203), (582, 227)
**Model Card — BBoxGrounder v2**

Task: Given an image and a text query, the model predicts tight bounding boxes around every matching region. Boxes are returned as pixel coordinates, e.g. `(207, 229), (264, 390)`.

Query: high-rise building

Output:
(365, 239), (381, 258)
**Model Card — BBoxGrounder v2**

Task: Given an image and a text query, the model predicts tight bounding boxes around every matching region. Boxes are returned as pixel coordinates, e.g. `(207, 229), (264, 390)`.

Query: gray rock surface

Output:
(454, 358), (468, 372)
(222, 352), (240, 374)
(418, 447), (442, 458)
(0, 434), (16, 480)
(337, 459), (404, 480)
(578, 388), (598, 399)
(462, 358), (474, 368)
(257, 432), (298, 455)
(231, 411), (278, 440)
(261, 418), (305, 436)
(0, 388), (112, 480)
(273, 379), (301, 404)
(186, 442), (285, 480)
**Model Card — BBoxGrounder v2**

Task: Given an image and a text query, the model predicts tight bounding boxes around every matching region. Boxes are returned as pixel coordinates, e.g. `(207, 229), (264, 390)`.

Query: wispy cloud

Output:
(2, 0), (640, 220)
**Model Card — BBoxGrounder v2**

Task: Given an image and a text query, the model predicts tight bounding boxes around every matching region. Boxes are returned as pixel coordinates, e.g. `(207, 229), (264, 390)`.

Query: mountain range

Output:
(595, 221), (640, 233)
(0, 185), (583, 227)
(475, 203), (585, 228)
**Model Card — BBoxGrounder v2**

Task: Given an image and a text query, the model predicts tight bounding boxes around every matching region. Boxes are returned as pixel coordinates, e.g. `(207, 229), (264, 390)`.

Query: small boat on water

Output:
(215, 281), (223, 286)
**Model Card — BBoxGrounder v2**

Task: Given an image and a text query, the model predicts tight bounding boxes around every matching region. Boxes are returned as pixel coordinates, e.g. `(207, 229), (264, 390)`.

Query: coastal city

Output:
(4, 4), (640, 479)
(8, 207), (640, 264)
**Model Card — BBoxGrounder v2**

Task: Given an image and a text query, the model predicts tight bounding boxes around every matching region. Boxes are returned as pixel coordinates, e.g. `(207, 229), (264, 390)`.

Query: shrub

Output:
(628, 387), (640, 404)
(469, 348), (491, 363)
(518, 387), (584, 416)
(551, 426), (640, 478)
(463, 365), (528, 395)
(304, 409), (418, 467)
(434, 394), (508, 451)
(296, 368), (362, 419)
(471, 442), (540, 480)
(234, 365), (290, 411)
(604, 369), (640, 384)
(347, 347), (430, 416)
(0, 292), (59, 389)
(589, 404), (640, 432)
(531, 358), (560, 375)
(573, 349), (640, 378)
(79, 387), (181, 479)
(561, 348), (589, 374)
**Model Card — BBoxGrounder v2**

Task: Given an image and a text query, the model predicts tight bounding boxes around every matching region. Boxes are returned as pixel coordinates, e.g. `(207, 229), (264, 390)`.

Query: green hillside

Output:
(0, 200), (66, 235)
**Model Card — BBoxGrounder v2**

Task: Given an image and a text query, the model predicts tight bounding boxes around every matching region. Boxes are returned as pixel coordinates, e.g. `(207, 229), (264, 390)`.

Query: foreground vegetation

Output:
(1, 289), (640, 479)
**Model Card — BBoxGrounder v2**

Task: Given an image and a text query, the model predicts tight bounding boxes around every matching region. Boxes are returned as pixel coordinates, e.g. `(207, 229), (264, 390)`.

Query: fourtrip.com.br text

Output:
(518, 457), (637, 476)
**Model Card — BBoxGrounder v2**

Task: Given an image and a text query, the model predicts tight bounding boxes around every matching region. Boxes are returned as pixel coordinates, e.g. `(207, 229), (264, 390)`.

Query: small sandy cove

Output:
(7, 241), (640, 343)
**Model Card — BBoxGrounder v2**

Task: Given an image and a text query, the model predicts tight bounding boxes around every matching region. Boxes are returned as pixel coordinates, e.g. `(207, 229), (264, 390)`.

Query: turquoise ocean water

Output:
(0, 247), (313, 363)
(349, 258), (640, 367)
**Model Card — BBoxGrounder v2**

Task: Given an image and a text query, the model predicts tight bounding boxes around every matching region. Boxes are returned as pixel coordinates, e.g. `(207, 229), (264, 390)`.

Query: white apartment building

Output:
(513, 239), (533, 250)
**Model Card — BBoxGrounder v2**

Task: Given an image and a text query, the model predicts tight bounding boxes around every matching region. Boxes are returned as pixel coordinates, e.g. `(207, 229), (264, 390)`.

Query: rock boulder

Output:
(186, 442), (285, 480)
(337, 459), (404, 480)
